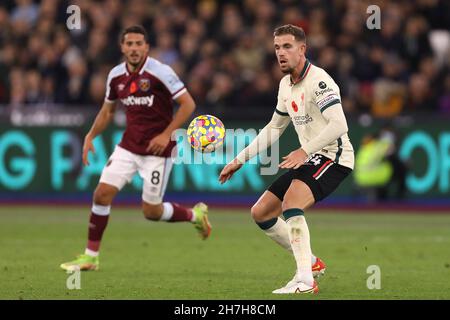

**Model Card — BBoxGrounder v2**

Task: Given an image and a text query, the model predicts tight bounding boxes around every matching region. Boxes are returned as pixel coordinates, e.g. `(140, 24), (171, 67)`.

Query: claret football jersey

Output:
(105, 56), (186, 157)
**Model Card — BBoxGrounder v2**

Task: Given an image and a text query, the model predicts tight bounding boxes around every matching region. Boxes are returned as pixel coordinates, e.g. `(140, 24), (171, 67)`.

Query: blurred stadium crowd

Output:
(0, 0), (449, 118)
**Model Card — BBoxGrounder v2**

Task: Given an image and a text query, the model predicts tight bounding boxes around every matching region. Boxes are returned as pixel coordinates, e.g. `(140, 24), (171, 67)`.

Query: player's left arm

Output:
(279, 77), (348, 169)
(146, 91), (196, 155)
(146, 64), (196, 155)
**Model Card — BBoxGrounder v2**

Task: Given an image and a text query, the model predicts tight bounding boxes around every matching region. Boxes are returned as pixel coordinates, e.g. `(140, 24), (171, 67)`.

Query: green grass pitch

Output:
(0, 205), (449, 299)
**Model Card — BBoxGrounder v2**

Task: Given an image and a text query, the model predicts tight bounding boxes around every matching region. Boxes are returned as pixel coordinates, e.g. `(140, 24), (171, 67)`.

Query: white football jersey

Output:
(275, 60), (354, 169)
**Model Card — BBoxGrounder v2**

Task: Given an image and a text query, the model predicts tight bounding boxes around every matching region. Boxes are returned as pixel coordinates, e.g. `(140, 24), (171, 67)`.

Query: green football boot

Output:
(192, 202), (211, 240)
(60, 254), (99, 271)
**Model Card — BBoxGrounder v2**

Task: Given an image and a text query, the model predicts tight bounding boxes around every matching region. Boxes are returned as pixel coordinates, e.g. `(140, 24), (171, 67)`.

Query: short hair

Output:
(273, 24), (306, 42)
(120, 25), (149, 43)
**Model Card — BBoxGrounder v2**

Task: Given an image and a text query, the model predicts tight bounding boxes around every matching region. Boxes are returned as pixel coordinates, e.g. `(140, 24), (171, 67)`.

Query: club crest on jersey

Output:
(291, 100), (298, 112)
(301, 92), (305, 107)
(139, 78), (150, 92)
(117, 83), (125, 91)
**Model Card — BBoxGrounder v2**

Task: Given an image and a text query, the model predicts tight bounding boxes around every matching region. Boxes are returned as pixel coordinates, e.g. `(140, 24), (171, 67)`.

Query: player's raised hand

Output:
(279, 148), (308, 169)
(82, 136), (96, 166)
(146, 132), (171, 156)
(219, 160), (243, 184)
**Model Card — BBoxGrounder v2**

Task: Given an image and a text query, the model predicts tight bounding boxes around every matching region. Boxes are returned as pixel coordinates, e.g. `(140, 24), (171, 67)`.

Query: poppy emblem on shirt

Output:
(291, 100), (298, 112)
(130, 81), (137, 94)
(139, 78), (150, 92)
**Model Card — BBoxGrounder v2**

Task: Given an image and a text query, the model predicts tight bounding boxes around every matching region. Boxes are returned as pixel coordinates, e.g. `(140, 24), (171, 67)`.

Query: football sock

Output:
(283, 208), (314, 286)
(84, 248), (99, 257)
(256, 217), (317, 265)
(159, 202), (194, 222)
(256, 217), (292, 251)
(86, 204), (110, 255)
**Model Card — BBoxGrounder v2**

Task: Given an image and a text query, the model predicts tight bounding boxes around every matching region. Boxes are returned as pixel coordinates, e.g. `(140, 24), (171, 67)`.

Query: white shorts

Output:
(100, 145), (173, 204)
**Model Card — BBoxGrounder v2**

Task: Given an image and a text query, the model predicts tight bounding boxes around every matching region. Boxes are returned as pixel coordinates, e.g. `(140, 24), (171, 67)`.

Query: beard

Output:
(280, 64), (294, 74)
(128, 54), (143, 66)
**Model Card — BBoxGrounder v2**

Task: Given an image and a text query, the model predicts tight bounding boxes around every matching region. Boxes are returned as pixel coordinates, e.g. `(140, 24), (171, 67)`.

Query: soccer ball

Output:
(187, 115), (225, 153)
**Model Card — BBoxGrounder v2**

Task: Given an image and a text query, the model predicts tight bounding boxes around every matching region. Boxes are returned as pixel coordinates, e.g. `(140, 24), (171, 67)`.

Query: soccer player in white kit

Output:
(219, 25), (354, 294)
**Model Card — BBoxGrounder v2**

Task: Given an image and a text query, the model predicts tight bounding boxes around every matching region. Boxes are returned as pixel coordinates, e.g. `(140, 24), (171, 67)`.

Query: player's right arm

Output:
(83, 68), (120, 166)
(83, 101), (117, 166)
(219, 81), (290, 184)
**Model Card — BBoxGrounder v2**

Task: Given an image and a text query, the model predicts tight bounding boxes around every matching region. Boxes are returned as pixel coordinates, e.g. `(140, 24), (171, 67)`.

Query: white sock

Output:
(91, 204), (111, 216)
(286, 214), (314, 286)
(263, 217), (317, 265)
(263, 218), (292, 252)
(159, 202), (174, 221)
(84, 248), (99, 257)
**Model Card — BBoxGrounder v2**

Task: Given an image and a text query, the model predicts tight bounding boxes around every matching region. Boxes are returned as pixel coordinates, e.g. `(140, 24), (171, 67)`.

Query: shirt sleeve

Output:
(301, 75), (349, 155)
(235, 80), (290, 163)
(274, 80), (289, 116)
(235, 111), (290, 164)
(159, 65), (186, 100)
(312, 75), (342, 114)
(302, 104), (349, 155)
(104, 69), (118, 103)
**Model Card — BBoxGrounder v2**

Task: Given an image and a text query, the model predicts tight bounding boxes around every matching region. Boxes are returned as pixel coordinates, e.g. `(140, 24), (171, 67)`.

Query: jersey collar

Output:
(290, 59), (311, 85)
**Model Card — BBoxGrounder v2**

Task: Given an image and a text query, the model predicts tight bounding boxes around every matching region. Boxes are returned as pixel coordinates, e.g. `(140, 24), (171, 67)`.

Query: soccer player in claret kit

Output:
(219, 25), (354, 294)
(61, 26), (211, 271)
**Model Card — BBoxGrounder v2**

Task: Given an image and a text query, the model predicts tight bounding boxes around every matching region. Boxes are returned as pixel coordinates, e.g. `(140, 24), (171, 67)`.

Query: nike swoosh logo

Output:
(295, 287), (314, 294)
(312, 265), (323, 271)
